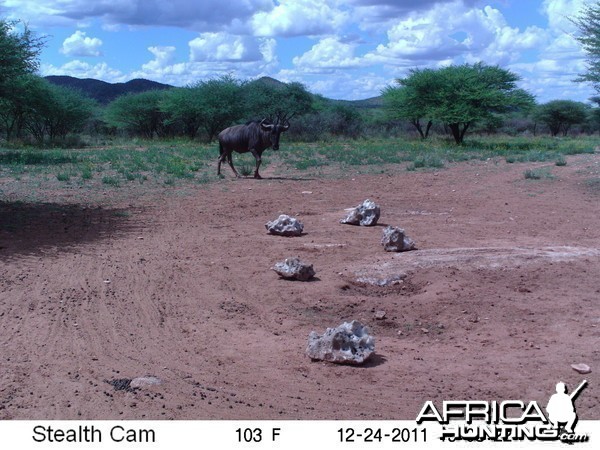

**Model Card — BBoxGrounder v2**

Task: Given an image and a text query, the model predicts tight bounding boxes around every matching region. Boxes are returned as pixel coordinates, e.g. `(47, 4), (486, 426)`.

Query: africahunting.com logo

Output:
(416, 380), (589, 443)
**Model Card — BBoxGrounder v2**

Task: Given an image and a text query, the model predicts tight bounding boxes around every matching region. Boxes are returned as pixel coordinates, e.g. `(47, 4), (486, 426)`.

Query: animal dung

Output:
(306, 320), (375, 365)
(272, 257), (315, 281)
(381, 225), (416, 252)
(265, 214), (304, 236)
(340, 199), (380, 226)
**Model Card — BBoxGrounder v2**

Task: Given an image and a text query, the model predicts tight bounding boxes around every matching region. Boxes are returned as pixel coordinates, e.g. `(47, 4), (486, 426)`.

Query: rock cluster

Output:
(306, 320), (375, 364)
(340, 199), (380, 226)
(381, 225), (416, 252)
(265, 214), (304, 236)
(272, 257), (316, 281)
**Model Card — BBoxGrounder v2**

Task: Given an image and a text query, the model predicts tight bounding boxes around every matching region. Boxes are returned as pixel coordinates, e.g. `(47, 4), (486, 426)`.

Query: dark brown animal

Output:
(217, 118), (289, 179)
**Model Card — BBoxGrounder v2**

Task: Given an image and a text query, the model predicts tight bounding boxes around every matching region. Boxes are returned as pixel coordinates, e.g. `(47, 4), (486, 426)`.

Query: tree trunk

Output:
(424, 120), (433, 138)
(411, 119), (425, 139)
(448, 122), (470, 145)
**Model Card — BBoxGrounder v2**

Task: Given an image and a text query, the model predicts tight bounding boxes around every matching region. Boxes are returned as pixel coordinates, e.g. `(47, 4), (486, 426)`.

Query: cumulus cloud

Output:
(189, 32), (266, 62)
(363, 2), (547, 67)
(510, 58), (594, 102)
(127, 36), (278, 85)
(60, 30), (103, 57)
(277, 68), (387, 100)
(292, 37), (363, 73)
(251, 0), (349, 37)
(41, 60), (126, 81)
(542, 0), (586, 33)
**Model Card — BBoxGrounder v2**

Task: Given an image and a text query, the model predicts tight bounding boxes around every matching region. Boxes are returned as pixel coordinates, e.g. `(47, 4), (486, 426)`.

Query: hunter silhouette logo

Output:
(416, 380), (590, 443)
(546, 380), (587, 436)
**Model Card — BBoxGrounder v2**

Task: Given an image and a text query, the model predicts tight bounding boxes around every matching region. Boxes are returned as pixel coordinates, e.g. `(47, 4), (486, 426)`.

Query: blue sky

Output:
(0, 0), (595, 102)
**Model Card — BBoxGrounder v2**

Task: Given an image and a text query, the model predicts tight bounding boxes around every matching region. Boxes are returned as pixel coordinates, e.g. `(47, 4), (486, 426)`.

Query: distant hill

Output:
(44, 75), (383, 108)
(44, 76), (173, 104)
(332, 96), (384, 109)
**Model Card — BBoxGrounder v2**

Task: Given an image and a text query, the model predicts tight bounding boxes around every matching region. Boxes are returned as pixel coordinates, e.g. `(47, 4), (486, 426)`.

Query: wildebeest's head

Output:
(260, 118), (290, 151)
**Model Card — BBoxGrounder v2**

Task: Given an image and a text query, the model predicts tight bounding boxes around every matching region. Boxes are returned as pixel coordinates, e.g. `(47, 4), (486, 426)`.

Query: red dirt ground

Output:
(1, 154), (599, 420)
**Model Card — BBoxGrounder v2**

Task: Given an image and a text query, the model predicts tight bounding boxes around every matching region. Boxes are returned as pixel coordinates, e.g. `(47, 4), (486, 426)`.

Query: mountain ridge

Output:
(44, 75), (383, 107)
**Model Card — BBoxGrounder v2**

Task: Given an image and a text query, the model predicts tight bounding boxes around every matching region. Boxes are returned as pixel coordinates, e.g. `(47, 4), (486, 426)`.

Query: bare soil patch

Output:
(1, 155), (599, 420)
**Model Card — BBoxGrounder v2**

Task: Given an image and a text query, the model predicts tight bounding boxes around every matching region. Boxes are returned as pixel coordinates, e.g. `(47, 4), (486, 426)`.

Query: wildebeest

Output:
(217, 117), (290, 179)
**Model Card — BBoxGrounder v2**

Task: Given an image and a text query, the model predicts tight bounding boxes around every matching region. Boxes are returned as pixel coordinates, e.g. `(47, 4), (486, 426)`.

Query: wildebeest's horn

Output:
(260, 118), (274, 130)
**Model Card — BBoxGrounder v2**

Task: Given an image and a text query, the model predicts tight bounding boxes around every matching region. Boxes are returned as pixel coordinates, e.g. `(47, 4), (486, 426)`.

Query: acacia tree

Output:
(11, 78), (96, 145)
(160, 87), (204, 139)
(383, 69), (436, 139)
(572, 2), (600, 93)
(242, 79), (313, 123)
(534, 100), (590, 136)
(193, 75), (246, 141)
(0, 19), (44, 97)
(387, 63), (534, 144)
(104, 90), (169, 138)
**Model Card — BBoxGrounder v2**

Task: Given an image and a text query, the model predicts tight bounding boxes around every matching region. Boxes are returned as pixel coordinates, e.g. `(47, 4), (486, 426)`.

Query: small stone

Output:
(265, 214), (304, 236)
(397, 330), (403, 336)
(272, 257), (315, 281)
(571, 363), (591, 374)
(381, 226), (416, 252)
(374, 310), (386, 320)
(421, 328), (429, 333)
(306, 321), (375, 365)
(340, 199), (380, 226)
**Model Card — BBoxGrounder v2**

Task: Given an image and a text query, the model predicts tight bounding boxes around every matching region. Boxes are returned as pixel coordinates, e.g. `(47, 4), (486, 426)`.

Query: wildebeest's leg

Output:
(250, 148), (262, 179)
(226, 153), (240, 178)
(217, 148), (240, 178)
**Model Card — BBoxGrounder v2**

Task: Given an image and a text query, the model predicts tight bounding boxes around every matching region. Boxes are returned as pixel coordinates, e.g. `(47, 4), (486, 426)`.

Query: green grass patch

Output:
(524, 167), (555, 180)
(56, 172), (71, 181)
(1, 135), (596, 201)
(555, 155), (567, 166)
(102, 175), (121, 187)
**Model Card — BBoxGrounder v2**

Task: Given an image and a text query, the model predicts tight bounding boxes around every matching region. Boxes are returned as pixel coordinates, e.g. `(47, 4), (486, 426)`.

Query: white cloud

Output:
(363, 2), (547, 67)
(60, 30), (103, 57)
(189, 32), (265, 62)
(277, 68), (387, 100)
(41, 60), (126, 81)
(511, 58), (594, 102)
(251, 0), (348, 37)
(542, 0), (586, 33)
(126, 36), (278, 85)
(142, 46), (177, 71)
(292, 37), (363, 73)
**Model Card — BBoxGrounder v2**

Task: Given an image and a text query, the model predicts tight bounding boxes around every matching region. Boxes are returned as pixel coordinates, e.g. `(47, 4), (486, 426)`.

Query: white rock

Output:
(374, 310), (386, 320)
(265, 214), (304, 236)
(130, 376), (162, 388)
(340, 199), (380, 226)
(306, 320), (375, 365)
(381, 226), (416, 252)
(272, 257), (315, 281)
(571, 363), (591, 374)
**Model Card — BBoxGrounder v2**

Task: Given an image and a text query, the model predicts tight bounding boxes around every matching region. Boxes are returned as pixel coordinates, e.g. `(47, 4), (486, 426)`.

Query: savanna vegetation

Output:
(1, 6), (600, 199)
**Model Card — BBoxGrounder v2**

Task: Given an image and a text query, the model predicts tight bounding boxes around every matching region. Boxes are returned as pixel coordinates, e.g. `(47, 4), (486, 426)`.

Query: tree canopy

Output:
(572, 1), (600, 93)
(384, 63), (534, 144)
(0, 19), (44, 97)
(534, 100), (590, 136)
